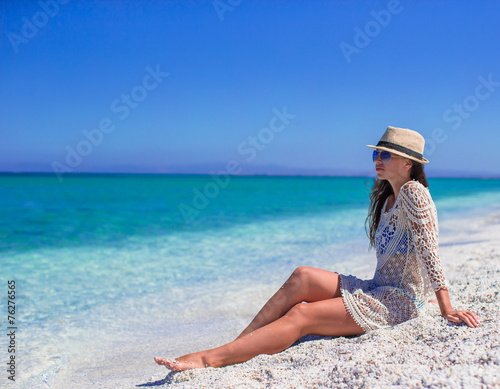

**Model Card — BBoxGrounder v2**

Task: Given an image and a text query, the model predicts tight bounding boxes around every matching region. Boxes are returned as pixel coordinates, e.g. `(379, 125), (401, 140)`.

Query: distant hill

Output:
(0, 162), (498, 178)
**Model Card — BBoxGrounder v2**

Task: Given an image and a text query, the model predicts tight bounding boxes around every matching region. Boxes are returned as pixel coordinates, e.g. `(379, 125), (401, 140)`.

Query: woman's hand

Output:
(433, 287), (480, 328)
(442, 310), (480, 328)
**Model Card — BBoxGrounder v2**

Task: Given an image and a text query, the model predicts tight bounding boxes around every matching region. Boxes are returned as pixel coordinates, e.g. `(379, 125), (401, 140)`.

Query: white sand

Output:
(54, 213), (500, 388)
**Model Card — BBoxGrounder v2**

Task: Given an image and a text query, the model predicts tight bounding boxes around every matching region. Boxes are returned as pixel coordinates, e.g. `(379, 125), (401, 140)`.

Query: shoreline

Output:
(49, 208), (500, 388)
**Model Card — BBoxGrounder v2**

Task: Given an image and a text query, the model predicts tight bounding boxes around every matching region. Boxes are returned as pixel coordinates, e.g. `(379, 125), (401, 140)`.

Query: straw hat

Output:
(366, 126), (429, 164)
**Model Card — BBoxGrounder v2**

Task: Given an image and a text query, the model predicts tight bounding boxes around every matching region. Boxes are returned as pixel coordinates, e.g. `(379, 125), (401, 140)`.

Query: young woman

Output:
(154, 126), (480, 371)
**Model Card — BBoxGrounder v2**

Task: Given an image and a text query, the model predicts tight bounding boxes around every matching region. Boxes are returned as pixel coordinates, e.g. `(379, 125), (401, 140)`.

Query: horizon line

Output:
(1, 172), (500, 179)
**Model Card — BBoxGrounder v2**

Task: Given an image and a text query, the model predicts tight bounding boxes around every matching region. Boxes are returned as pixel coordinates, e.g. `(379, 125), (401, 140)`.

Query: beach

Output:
(57, 206), (499, 388)
(3, 175), (499, 388)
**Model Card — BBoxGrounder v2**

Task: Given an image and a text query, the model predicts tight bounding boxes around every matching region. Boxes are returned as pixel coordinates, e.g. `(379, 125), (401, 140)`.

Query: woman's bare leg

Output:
(154, 297), (363, 371)
(236, 266), (342, 339)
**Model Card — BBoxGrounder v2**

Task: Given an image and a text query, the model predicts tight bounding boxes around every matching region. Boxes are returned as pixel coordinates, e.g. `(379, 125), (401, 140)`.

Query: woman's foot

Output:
(154, 354), (209, 371)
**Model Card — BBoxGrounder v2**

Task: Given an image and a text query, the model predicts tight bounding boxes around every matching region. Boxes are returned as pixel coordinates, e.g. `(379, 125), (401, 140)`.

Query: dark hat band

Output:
(376, 141), (424, 161)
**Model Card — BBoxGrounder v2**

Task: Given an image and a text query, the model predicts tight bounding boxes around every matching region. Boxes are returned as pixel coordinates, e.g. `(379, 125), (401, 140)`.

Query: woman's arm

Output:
(434, 287), (480, 327)
(400, 182), (480, 328)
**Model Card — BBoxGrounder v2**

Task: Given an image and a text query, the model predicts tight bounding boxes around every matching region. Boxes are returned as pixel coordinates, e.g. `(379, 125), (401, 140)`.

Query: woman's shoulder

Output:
(399, 180), (433, 208)
(401, 179), (428, 193)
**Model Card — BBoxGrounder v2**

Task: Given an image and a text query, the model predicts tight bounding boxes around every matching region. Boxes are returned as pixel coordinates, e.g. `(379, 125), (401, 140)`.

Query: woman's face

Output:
(373, 150), (412, 182)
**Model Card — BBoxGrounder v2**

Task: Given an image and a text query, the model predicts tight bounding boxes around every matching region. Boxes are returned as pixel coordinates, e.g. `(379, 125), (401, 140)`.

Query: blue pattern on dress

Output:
(376, 224), (412, 257)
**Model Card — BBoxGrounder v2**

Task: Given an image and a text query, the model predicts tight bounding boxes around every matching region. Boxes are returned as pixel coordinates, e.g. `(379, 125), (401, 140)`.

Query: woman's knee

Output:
(284, 303), (312, 333)
(287, 301), (309, 317)
(290, 266), (339, 290)
(291, 266), (315, 283)
(291, 266), (304, 276)
(286, 266), (313, 293)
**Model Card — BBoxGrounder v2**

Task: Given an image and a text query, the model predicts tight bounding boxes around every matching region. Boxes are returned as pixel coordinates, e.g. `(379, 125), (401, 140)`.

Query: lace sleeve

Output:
(399, 181), (447, 293)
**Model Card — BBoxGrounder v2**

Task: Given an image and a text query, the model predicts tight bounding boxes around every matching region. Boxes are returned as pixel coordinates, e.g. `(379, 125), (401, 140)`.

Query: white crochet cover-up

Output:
(339, 180), (447, 332)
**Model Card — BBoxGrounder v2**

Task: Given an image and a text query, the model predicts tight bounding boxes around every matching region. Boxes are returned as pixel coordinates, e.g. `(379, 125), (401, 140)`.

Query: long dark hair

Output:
(365, 161), (429, 248)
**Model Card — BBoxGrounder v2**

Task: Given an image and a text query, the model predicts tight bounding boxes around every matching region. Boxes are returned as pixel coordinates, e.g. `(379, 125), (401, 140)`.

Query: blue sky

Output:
(1, 0), (499, 177)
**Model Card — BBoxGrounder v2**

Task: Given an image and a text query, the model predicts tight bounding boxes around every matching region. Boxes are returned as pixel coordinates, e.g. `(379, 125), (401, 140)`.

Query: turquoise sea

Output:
(2, 174), (500, 387)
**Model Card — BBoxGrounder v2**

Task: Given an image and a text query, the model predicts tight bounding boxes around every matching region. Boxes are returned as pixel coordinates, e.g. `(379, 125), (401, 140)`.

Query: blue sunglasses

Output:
(372, 150), (399, 163)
